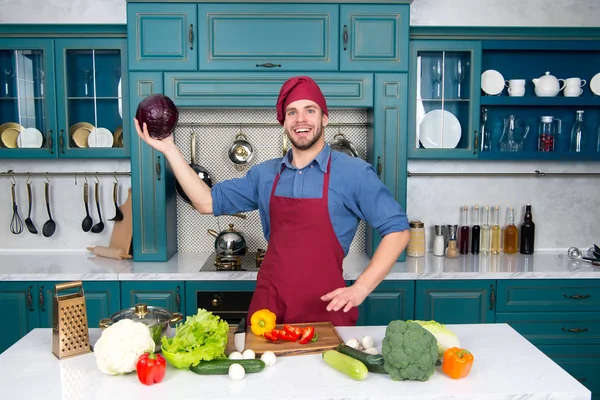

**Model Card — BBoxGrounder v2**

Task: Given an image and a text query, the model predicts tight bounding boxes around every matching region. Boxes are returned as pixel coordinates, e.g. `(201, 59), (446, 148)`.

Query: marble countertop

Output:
(0, 324), (590, 400)
(1, 250), (599, 281)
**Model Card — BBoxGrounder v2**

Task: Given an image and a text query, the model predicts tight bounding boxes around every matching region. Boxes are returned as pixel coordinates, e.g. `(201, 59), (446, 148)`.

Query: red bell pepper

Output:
(264, 331), (279, 341)
(284, 324), (304, 337)
(136, 351), (166, 386)
(299, 326), (315, 344)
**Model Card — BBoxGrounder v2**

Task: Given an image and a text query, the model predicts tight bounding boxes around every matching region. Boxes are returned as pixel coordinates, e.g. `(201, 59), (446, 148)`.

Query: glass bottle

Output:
(480, 205), (491, 255)
(490, 206), (501, 255)
(503, 207), (519, 254)
(569, 110), (586, 152)
(480, 108), (492, 152)
(459, 205), (470, 255)
(520, 204), (535, 254)
(471, 205), (480, 255)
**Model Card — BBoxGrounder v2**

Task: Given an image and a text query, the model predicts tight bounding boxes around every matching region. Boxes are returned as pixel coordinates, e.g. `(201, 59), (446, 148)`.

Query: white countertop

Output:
(0, 324), (590, 400)
(0, 250), (599, 281)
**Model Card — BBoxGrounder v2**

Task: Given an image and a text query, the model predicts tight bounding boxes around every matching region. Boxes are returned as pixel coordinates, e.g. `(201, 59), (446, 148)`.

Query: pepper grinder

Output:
(433, 225), (445, 257)
(445, 224), (459, 259)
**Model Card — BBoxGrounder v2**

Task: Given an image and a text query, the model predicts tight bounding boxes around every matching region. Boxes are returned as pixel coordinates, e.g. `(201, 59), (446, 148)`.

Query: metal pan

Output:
(175, 131), (212, 203)
(329, 131), (359, 157)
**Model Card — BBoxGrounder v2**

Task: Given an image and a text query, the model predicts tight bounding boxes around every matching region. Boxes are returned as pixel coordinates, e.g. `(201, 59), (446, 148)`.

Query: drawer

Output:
(497, 279), (600, 312)
(496, 312), (600, 345)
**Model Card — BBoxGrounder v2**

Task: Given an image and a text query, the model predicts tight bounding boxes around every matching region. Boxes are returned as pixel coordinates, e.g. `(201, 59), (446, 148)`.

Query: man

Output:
(134, 76), (410, 326)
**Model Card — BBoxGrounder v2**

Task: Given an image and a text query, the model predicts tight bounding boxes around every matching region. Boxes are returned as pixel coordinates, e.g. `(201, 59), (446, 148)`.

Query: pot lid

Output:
(108, 303), (173, 327)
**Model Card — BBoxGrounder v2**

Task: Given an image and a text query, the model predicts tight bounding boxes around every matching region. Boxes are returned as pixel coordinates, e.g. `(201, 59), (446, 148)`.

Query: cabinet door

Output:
(407, 40), (482, 159)
(415, 280), (496, 324)
(0, 39), (57, 159)
(197, 4), (338, 71)
(37, 281), (121, 329)
(340, 5), (409, 72)
(127, 3), (198, 71)
(54, 38), (128, 158)
(121, 281), (184, 314)
(0, 282), (40, 354)
(357, 281), (414, 326)
(129, 72), (178, 261)
(367, 73), (408, 259)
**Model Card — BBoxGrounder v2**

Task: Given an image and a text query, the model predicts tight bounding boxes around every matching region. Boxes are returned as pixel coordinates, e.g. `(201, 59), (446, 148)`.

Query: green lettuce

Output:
(161, 308), (229, 369)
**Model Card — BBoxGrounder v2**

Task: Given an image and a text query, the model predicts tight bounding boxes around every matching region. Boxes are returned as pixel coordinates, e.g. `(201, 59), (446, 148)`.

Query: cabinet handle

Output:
(176, 285), (181, 312)
(211, 294), (222, 307)
(39, 285), (45, 311)
(27, 285), (34, 311)
(489, 284), (495, 310)
(473, 131), (478, 154)
(156, 155), (161, 181)
(563, 293), (590, 299)
(561, 327), (588, 333)
(47, 131), (54, 154)
(376, 156), (382, 178)
(343, 25), (348, 51)
(189, 24), (194, 50)
(59, 130), (64, 154)
(255, 63), (282, 68)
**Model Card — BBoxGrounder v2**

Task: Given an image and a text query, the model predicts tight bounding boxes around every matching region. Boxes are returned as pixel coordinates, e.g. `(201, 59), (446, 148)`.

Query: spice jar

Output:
(407, 220), (426, 257)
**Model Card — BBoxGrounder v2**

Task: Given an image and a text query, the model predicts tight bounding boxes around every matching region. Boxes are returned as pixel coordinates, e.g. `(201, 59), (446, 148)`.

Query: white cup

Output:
(564, 77), (587, 97)
(506, 79), (526, 97)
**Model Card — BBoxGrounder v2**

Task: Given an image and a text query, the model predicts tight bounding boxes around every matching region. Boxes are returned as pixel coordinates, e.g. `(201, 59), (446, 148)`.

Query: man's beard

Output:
(285, 124), (324, 151)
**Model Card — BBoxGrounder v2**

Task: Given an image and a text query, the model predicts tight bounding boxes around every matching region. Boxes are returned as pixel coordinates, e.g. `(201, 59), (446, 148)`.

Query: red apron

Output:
(247, 156), (358, 326)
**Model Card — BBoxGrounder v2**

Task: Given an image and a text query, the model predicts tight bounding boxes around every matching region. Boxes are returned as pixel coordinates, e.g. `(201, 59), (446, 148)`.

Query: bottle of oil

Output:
(471, 205), (480, 255)
(503, 207), (519, 254)
(459, 205), (470, 255)
(480, 205), (491, 255)
(490, 206), (501, 255)
(520, 204), (535, 254)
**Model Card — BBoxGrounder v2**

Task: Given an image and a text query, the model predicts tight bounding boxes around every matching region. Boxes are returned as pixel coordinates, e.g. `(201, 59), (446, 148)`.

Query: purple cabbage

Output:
(135, 94), (179, 140)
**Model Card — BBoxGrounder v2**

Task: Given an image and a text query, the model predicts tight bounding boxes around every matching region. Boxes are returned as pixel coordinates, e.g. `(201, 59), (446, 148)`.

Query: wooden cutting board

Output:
(225, 322), (344, 357)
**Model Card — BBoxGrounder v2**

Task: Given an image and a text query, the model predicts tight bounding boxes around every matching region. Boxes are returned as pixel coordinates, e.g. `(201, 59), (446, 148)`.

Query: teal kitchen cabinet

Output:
(340, 5), (409, 72)
(356, 281), (414, 326)
(120, 281), (184, 314)
(127, 3), (198, 71)
(407, 40), (482, 159)
(415, 280), (496, 324)
(0, 281), (120, 354)
(197, 4), (338, 71)
(129, 72), (178, 261)
(186, 281), (256, 323)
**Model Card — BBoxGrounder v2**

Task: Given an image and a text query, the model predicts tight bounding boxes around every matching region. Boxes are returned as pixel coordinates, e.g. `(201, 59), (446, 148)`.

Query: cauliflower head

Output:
(381, 320), (438, 382)
(94, 319), (156, 375)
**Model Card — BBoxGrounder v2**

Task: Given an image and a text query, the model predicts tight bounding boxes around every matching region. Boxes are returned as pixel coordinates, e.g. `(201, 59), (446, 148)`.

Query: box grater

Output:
(52, 281), (92, 359)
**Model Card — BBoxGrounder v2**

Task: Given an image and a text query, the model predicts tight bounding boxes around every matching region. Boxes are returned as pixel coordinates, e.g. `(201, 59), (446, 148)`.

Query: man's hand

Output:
(133, 118), (176, 154)
(320, 283), (369, 313)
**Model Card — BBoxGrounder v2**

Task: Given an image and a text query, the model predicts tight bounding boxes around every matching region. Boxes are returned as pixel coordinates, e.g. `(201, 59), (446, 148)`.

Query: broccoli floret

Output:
(381, 320), (439, 381)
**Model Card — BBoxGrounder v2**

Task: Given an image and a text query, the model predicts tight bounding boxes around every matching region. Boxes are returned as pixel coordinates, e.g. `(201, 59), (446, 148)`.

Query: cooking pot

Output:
(228, 132), (254, 170)
(329, 132), (359, 157)
(207, 223), (247, 256)
(99, 303), (183, 350)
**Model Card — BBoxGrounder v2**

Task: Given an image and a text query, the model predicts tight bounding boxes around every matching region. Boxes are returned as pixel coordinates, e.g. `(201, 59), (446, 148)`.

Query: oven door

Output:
(197, 291), (253, 325)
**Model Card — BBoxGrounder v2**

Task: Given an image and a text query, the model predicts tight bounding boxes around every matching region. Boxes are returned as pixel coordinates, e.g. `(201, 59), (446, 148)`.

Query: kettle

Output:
(207, 223), (247, 257)
(532, 71), (565, 97)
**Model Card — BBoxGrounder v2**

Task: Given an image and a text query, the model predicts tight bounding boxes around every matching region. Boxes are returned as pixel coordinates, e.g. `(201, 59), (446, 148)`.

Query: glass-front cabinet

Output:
(0, 29), (127, 159)
(408, 41), (481, 159)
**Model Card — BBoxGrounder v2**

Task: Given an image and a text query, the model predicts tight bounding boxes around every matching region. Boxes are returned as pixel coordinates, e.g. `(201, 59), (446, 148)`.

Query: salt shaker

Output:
(433, 225), (445, 257)
(407, 220), (425, 257)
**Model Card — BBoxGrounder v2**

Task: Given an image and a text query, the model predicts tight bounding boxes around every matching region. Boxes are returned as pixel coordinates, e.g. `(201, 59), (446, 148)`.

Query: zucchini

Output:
(336, 344), (388, 374)
(322, 350), (369, 381)
(190, 359), (266, 375)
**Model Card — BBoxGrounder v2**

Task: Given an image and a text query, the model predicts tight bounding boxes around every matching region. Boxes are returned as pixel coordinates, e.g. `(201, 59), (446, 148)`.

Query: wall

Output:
(1, 0), (599, 252)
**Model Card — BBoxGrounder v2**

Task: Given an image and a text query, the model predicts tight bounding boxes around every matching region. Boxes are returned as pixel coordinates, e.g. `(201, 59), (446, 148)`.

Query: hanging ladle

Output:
(108, 178), (123, 222)
(24, 180), (38, 234)
(81, 181), (93, 232)
(42, 180), (56, 237)
(91, 180), (104, 233)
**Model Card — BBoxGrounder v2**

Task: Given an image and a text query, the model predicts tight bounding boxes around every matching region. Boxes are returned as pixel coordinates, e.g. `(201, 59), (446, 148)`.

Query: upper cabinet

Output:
(0, 26), (128, 159)
(127, 2), (410, 73)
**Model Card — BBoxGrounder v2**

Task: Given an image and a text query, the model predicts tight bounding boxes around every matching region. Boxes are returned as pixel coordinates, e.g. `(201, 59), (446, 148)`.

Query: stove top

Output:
(200, 251), (265, 272)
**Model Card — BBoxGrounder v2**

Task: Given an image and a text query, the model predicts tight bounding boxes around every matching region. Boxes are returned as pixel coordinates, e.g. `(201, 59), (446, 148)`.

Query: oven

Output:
(197, 291), (254, 325)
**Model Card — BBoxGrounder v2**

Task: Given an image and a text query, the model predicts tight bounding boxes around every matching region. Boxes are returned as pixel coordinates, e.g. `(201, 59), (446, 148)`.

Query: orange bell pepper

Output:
(442, 347), (474, 379)
(250, 309), (277, 336)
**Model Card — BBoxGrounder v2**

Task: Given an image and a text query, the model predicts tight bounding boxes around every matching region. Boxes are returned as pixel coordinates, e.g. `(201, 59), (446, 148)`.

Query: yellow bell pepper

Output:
(250, 309), (277, 336)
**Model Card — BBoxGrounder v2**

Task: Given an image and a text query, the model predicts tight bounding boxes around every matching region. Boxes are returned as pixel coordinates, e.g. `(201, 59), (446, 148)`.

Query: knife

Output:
(234, 317), (246, 353)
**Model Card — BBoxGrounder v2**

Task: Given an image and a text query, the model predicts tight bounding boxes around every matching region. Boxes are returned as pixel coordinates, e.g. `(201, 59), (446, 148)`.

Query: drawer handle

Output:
(376, 156), (382, 178)
(343, 25), (348, 51)
(489, 284), (495, 310)
(473, 131), (478, 154)
(561, 327), (588, 333)
(176, 285), (181, 312)
(156, 155), (161, 181)
(27, 285), (34, 311)
(563, 293), (590, 299)
(47, 131), (53, 154)
(255, 63), (281, 68)
(189, 24), (194, 50)
(211, 294), (223, 307)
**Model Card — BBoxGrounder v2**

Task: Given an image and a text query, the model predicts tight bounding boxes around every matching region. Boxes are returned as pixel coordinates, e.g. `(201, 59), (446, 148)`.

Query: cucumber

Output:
(335, 344), (388, 374)
(322, 350), (369, 381)
(190, 359), (266, 375)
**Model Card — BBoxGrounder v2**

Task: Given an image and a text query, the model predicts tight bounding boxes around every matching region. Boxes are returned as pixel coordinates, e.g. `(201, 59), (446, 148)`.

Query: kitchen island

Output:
(0, 323), (590, 400)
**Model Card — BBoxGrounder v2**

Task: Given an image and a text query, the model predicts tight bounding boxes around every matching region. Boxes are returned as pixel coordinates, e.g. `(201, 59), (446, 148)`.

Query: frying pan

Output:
(175, 131), (212, 203)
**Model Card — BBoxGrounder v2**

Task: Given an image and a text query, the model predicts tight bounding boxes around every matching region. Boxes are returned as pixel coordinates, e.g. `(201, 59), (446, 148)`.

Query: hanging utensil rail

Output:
(177, 122), (371, 128)
(0, 170), (131, 178)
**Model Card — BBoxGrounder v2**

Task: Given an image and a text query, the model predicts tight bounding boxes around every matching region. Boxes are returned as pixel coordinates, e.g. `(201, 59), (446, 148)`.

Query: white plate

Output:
(117, 78), (122, 119)
(590, 72), (600, 96)
(17, 127), (43, 148)
(481, 69), (505, 95)
(88, 127), (114, 148)
(418, 109), (462, 149)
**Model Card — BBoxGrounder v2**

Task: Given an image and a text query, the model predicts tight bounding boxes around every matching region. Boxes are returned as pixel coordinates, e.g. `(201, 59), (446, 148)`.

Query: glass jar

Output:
(407, 220), (426, 258)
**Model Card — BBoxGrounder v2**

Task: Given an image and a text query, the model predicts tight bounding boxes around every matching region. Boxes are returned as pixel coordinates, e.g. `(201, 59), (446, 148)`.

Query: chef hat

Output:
(276, 76), (328, 125)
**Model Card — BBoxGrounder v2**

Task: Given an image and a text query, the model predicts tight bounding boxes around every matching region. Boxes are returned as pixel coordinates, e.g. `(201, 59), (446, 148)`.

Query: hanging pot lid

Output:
(329, 132), (359, 157)
(228, 132), (254, 165)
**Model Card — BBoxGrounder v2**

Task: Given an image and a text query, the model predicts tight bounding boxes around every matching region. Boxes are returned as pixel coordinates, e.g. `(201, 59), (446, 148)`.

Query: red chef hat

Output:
(276, 76), (328, 125)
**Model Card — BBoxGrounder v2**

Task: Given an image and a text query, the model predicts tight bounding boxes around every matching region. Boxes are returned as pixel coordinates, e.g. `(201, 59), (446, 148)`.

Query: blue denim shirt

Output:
(212, 144), (409, 255)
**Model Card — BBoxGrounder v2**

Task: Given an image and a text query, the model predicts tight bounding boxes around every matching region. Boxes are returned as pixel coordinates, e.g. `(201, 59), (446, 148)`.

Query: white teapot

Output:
(532, 71), (565, 97)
